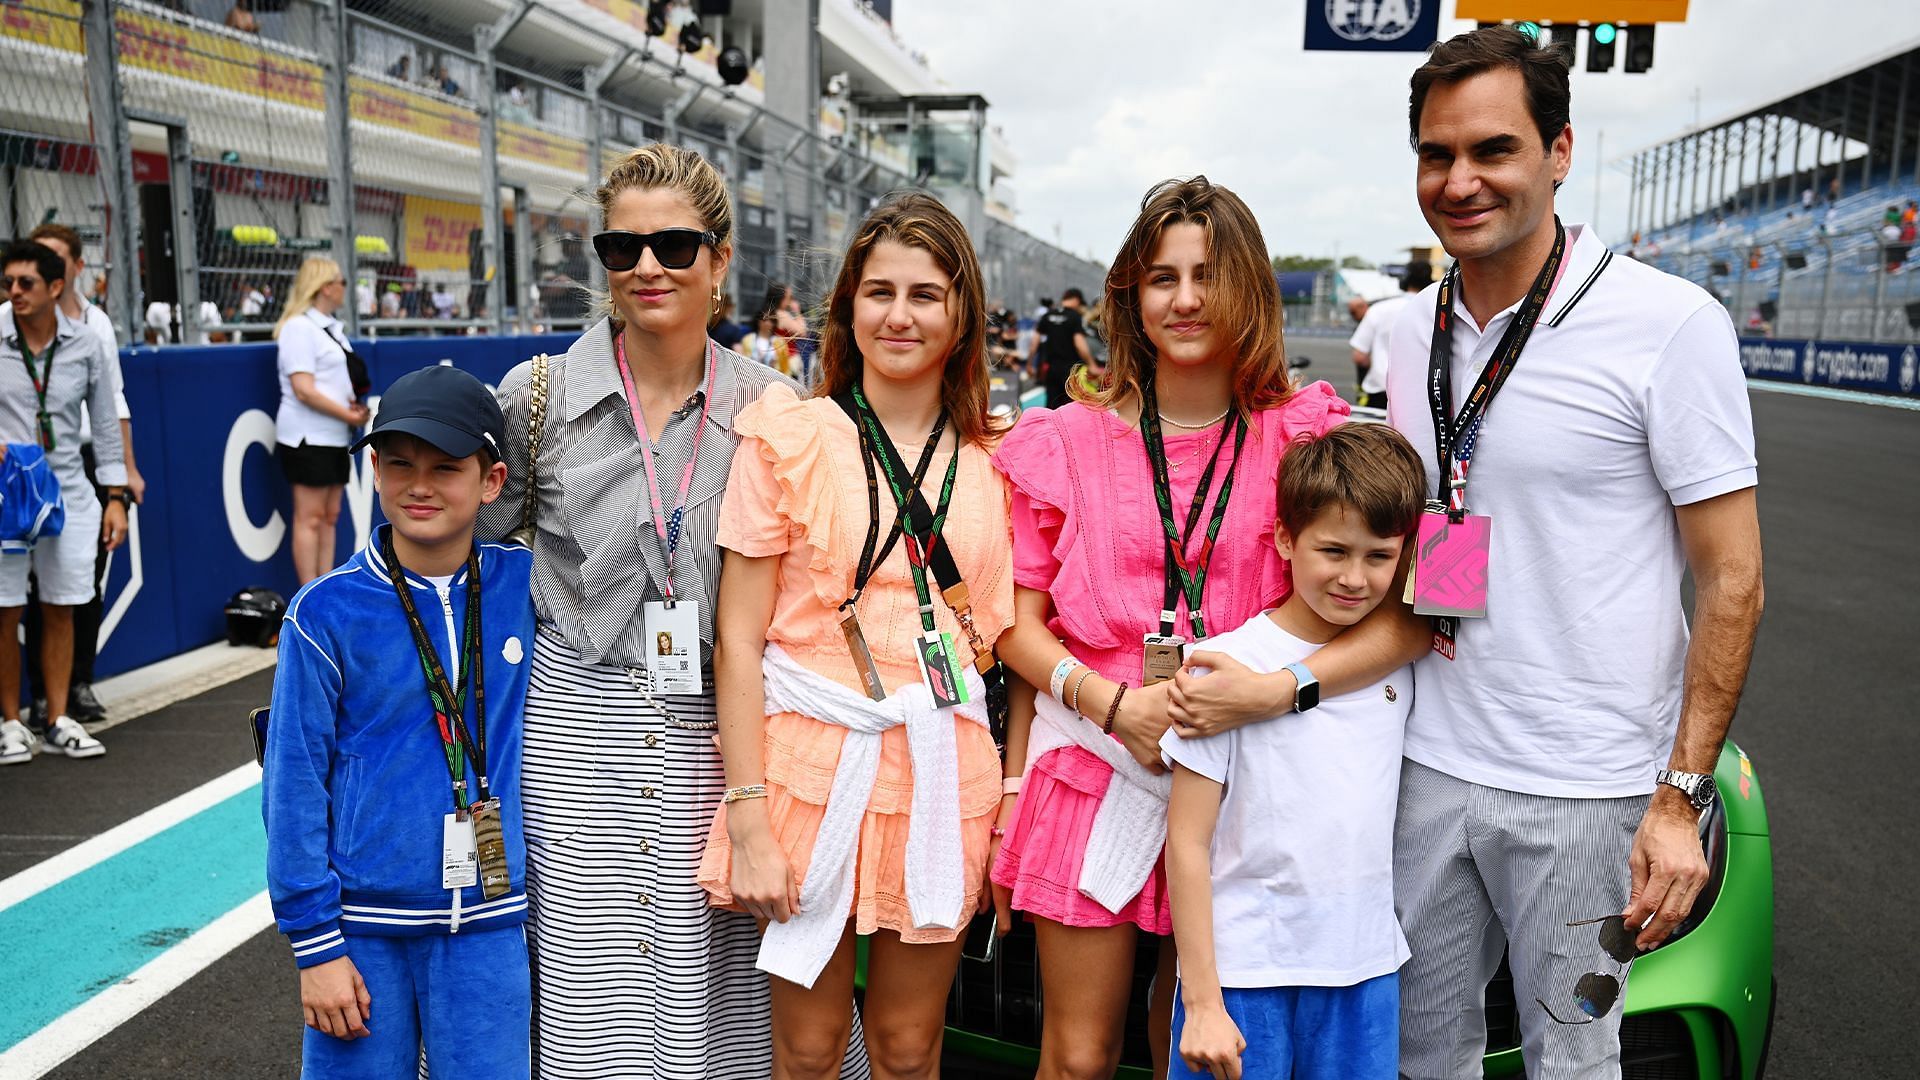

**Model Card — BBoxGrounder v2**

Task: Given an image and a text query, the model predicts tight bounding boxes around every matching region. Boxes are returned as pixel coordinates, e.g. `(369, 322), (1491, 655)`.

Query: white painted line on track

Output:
(1747, 380), (1920, 411)
(0, 761), (261, 916)
(0, 891), (274, 1079)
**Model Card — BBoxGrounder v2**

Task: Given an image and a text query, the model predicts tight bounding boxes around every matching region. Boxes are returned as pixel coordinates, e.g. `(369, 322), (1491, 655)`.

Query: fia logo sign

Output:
(1327, 0), (1423, 43)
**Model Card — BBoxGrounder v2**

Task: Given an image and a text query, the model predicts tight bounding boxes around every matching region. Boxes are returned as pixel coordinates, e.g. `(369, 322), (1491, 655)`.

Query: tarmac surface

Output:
(2, 378), (1916, 1078)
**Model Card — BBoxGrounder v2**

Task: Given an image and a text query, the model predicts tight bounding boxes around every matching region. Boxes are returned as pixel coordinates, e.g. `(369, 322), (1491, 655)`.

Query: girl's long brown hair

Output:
(813, 192), (1005, 447)
(1084, 176), (1294, 415)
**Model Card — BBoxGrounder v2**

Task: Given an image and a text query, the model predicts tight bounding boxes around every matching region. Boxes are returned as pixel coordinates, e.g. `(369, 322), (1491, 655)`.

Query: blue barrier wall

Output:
(1737, 337), (1920, 398)
(95, 331), (579, 678)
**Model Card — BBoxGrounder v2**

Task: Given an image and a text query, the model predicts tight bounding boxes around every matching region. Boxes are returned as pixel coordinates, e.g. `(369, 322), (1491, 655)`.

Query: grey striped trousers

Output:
(1394, 758), (1650, 1080)
(521, 624), (870, 1080)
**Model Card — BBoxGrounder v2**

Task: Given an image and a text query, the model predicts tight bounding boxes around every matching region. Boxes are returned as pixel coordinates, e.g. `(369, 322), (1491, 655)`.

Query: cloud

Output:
(894, 0), (1910, 268)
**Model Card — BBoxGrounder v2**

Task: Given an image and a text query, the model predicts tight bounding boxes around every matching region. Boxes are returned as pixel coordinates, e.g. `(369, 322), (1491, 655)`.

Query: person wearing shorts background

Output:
(0, 240), (128, 764)
(274, 255), (369, 585)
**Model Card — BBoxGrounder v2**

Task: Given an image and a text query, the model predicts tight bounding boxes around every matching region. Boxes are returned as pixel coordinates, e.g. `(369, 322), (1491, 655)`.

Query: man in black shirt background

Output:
(1036, 288), (1094, 409)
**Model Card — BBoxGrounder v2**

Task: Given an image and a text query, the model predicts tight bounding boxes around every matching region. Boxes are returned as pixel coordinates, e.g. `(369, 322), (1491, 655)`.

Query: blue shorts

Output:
(302, 927), (530, 1080)
(1170, 971), (1398, 1080)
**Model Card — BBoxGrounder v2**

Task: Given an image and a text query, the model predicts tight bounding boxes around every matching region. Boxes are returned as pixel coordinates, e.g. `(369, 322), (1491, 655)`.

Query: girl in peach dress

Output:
(700, 192), (1018, 1078)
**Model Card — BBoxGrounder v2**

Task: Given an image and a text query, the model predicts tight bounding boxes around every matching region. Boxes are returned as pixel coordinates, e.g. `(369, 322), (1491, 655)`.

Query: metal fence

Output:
(0, 0), (1104, 346)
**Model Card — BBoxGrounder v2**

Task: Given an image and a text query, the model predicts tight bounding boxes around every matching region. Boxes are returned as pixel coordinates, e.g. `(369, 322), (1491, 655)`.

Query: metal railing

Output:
(0, 0), (1104, 346)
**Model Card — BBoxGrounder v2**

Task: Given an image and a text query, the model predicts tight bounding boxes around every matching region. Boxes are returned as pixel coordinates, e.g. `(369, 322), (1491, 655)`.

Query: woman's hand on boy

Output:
(1114, 679), (1174, 773)
(1177, 999), (1246, 1080)
(300, 956), (372, 1041)
(1169, 651), (1296, 739)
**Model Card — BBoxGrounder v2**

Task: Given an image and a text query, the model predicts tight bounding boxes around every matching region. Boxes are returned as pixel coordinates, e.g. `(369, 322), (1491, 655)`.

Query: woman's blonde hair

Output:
(1084, 176), (1294, 415)
(813, 191), (1005, 448)
(595, 143), (734, 318)
(273, 255), (341, 339)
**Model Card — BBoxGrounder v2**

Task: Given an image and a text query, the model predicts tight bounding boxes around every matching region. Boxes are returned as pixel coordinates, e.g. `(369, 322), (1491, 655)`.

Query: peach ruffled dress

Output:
(989, 383), (1349, 933)
(697, 384), (1012, 942)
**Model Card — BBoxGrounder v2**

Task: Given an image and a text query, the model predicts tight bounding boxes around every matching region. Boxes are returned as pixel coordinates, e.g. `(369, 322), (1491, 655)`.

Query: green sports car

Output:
(938, 742), (1775, 1079)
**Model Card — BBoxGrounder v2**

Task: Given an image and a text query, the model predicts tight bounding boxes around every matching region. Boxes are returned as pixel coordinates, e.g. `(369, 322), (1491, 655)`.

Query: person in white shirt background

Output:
(272, 256), (368, 584)
(13, 224), (146, 732)
(1346, 260), (1432, 411)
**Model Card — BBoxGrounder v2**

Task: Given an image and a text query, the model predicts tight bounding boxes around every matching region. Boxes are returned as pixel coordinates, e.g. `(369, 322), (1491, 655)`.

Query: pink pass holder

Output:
(1412, 511), (1491, 618)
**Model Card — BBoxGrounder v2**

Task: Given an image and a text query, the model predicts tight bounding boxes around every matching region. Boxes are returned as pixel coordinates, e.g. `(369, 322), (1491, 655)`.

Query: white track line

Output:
(0, 891), (274, 1079)
(0, 762), (261, 916)
(88, 640), (279, 735)
(1746, 379), (1920, 411)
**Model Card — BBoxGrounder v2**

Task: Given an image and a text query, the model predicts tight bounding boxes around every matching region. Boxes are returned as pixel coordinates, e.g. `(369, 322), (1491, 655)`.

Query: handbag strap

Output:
(511, 352), (550, 545)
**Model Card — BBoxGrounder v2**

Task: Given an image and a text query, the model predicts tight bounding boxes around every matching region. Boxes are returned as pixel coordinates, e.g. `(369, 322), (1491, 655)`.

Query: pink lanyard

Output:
(614, 333), (718, 601)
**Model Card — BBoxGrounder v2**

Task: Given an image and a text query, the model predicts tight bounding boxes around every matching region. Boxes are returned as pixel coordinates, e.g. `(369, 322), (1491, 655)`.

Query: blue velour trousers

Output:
(301, 927), (530, 1079)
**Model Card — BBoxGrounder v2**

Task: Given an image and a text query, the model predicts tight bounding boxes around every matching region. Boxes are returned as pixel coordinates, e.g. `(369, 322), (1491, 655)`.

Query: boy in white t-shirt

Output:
(1162, 423), (1427, 1080)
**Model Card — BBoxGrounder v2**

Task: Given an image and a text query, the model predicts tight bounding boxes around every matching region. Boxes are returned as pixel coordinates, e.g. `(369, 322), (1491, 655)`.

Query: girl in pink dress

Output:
(701, 192), (1016, 1078)
(992, 177), (1350, 1078)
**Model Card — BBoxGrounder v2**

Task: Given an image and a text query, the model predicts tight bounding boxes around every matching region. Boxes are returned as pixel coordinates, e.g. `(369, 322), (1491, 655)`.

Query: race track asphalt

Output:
(6, 381), (1917, 1079)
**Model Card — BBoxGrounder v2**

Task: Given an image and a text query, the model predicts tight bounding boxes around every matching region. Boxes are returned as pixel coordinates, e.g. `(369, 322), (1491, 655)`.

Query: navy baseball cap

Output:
(352, 364), (505, 460)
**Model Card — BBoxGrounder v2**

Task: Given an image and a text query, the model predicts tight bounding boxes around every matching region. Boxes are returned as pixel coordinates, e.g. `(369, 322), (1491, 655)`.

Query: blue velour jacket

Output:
(262, 525), (534, 968)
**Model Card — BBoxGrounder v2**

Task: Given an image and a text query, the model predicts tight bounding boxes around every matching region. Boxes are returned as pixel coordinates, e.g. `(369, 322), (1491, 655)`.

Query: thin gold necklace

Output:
(1158, 408), (1230, 430)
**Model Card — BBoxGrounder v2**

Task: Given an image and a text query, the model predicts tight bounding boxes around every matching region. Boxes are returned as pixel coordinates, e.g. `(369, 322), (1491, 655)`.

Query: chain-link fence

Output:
(1, 0), (1103, 347)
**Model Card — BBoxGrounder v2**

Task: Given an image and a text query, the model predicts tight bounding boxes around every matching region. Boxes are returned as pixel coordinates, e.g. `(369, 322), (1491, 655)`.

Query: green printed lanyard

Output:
(15, 334), (58, 451)
(1139, 377), (1247, 641)
(849, 383), (959, 634)
(382, 530), (490, 811)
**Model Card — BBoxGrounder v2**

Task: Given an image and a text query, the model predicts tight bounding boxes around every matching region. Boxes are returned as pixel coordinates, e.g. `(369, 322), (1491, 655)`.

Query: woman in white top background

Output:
(272, 255), (367, 583)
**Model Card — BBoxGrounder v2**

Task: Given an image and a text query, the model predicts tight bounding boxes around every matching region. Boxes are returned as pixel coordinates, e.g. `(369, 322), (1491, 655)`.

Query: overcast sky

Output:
(893, 1), (1914, 266)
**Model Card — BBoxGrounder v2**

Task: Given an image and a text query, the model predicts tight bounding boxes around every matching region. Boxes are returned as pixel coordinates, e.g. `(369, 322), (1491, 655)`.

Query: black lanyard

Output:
(833, 382), (1008, 744)
(1139, 376), (1247, 641)
(381, 529), (490, 810)
(1427, 218), (1565, 521)
(844, 384), (960, 634)
(835, 388), (949, 613)
(13, 334), (57, 452)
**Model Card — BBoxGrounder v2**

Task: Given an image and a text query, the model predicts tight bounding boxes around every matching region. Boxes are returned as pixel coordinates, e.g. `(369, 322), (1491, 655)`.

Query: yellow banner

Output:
(117, 6), (328, 109)
(1455, 1), (1689, 21)
(349, 76), (482, 148)
(0, 0), (84, 51)
(499, 121), (589, 174)
(403, 195), (482, 274)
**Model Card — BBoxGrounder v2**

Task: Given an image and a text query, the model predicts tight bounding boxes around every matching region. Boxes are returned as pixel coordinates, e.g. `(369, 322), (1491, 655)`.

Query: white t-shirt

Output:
(1385, 224), (1757, 798)
(1348, 291), (1414, 396)
(1159, 613), (1412, 989)
(142, 300), (224, 345)
(274, 308), (355, 448)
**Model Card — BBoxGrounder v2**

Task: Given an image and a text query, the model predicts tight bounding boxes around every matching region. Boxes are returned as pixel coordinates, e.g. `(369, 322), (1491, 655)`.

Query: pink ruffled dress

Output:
(989, 382), (1349, 933)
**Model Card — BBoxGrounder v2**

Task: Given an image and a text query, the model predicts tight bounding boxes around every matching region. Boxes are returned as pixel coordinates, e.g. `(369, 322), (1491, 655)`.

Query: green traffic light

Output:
(1593, 23), (1617, 45)
(1517, 21), (1541, 41)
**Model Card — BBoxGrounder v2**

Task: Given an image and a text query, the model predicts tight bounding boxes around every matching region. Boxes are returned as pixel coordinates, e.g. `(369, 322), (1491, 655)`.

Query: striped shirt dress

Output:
(482, 322), (871, 1079)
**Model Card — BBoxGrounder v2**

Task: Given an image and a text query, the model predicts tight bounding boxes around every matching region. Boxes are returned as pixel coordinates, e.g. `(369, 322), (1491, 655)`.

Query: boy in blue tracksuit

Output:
(263, 364), (533, 1078)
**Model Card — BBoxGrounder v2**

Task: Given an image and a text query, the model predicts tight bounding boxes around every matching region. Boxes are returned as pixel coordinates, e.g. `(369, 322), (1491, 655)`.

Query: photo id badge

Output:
(841, 610), (887, 702)
(467, 797), (512, 900)
(914, 630), (968, 708)
(441, 813), (478, 890)
(1142, 634), (1186, 686)
(1413, 511), (1492, 619)
(643, 600), (702, 695)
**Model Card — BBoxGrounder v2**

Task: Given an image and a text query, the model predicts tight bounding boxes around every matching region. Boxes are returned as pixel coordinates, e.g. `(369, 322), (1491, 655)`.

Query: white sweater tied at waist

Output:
(1025, 687), (1173, 914)
(755, 643), (988, 989)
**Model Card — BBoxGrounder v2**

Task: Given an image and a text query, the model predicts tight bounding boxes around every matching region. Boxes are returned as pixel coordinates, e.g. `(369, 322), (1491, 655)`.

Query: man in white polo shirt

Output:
(1383, 27), (1763, 1077)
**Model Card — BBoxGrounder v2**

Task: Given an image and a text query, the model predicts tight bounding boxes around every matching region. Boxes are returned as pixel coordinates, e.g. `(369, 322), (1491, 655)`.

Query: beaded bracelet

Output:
(722, 784), (768, 804)
(1067, 668), (1096, 717)
(1104, 684), (1128, 735)
(1049, 656), (1082, 703)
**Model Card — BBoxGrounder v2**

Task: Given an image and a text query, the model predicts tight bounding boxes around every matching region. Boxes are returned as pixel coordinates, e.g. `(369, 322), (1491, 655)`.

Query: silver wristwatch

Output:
(1655, 768), (1718, 813)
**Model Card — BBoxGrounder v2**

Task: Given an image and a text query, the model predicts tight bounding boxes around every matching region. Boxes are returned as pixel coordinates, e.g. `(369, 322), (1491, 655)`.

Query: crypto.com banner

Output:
(1737, 337), (1920, 400)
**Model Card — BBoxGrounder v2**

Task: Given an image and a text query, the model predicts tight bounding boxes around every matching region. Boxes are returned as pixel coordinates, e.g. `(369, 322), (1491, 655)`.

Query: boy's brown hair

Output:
(1277, 423), (1428, 541)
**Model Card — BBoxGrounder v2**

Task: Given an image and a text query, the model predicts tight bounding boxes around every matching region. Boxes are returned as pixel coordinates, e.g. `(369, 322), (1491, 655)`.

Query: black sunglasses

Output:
(1, 275), (45, 291)
(592, 228), (717, 272)
(1535, 915), (1639, 1026)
